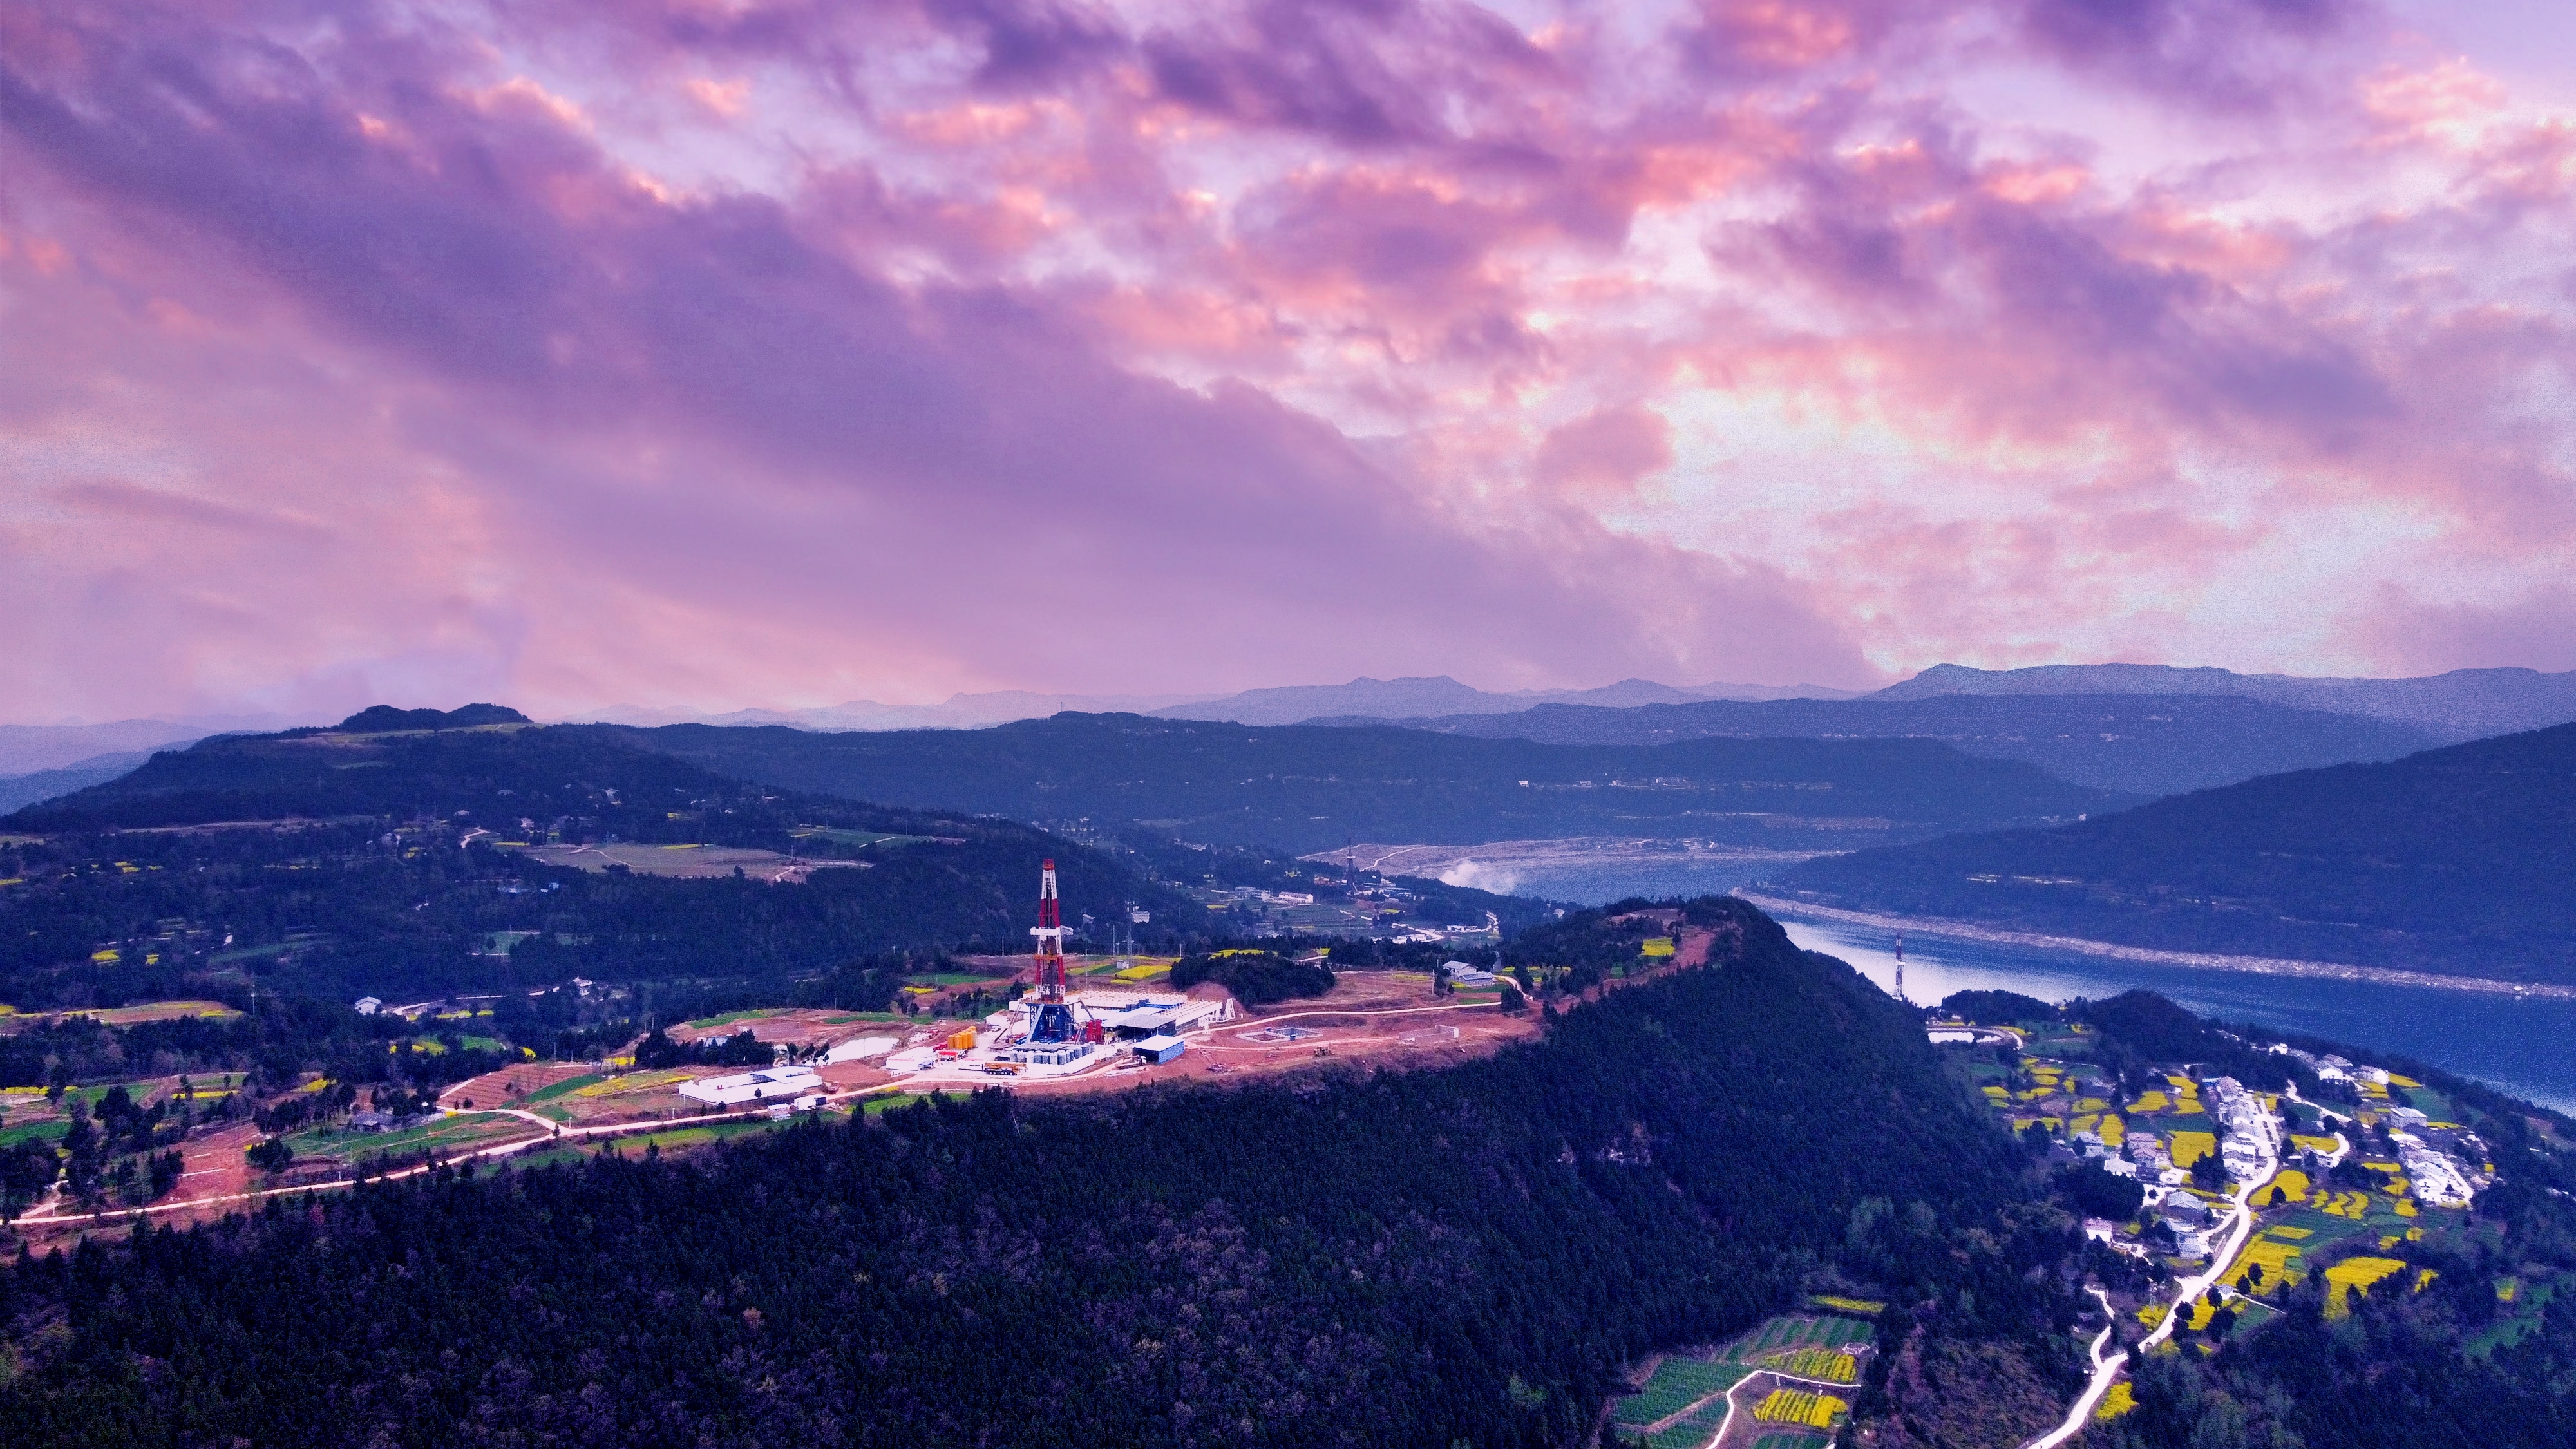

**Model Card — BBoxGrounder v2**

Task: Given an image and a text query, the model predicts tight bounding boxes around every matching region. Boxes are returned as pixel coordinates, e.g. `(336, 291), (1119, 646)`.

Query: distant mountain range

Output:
(1305, 694), (2443, 797)
(1873, 663), (2576, 743)
(1765, 723), (2576, 985)
(579, 689), (1231, 732)
(619, 713), (2135, 857)
(1148, 675), (1864, 726)
(0, 713), (316, 775)
(15, 661), (2571, 817)
(0, 753), (156, 816)
(577, 676), (1863, 732)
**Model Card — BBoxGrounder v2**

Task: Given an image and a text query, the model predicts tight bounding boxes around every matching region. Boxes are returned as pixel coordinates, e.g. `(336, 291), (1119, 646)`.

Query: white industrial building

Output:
(679, 1065), (824, 1106)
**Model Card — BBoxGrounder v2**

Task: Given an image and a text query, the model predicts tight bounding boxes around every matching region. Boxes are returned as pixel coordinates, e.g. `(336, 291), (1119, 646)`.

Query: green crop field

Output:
(1611, 1359), (1749, 1427)
(283, 1112), (535, 1165)
(1724, 1315), (1874, 1360)
(524, 1074), (603, 1104)
(790, 827), (904, 846)
(1642, 1394), (1734, 1449)
(591, 1117), (806, 1157)
(498, 1145), (594, 1172)
(0, 1120), (70, 1148)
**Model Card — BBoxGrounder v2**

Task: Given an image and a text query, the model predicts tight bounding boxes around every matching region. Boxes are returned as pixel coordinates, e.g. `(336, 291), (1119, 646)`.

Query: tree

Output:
(247, 1137), (294, 1175)
(0, 1141), (58, 1222)
(2060, 1162), (2145, 1220)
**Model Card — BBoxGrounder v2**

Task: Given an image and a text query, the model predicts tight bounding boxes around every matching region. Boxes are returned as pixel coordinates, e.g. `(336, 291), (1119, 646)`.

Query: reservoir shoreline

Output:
(1737, 893), (2576, 1003)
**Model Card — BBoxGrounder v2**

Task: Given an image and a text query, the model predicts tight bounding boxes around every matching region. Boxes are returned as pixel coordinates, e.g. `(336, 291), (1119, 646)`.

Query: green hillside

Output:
(1331, 692), (2439, 796)
(618, 713), (2138, 855)
(0, 899), (2090, 1448)
(0, 718), (1207, 1008)
(1769, 723), (2576, 982)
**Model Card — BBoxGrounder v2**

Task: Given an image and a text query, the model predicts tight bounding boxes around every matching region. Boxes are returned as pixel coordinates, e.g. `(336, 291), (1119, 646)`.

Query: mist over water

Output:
(1423, 849), (2576, 1112)
(1452, 857), (1783, 905)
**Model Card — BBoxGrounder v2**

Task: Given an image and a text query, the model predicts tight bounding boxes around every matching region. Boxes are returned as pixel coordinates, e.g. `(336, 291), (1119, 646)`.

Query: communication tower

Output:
(1893, 932), (1906, 1005)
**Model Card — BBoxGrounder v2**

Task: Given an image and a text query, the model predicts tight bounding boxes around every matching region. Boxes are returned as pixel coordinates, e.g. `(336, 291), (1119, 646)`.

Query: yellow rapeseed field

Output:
(2324, 1256), (2408, 1316)
(2169, 1131), (2218, 1168)
(2224, 1238), (2302, 1292)
(1810, 1295), (1886, 1315)
(1768, 1349), (1859, 1383)
(1753, 1390), (1846, 1428)
(575, 1069), (695, 1097)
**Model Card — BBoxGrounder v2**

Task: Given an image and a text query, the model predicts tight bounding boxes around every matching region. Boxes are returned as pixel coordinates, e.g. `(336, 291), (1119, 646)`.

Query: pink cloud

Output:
(1537, 406), (1675, 495)
(0, 0), (2570, 720)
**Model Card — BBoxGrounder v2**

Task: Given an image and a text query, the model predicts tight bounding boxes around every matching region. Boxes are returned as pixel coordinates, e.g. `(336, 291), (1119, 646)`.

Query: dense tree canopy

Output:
(0, 899), (2090, 1448)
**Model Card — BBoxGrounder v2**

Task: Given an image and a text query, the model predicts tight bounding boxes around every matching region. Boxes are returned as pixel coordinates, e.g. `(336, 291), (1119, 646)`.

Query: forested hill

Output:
(616, 713), (2136, 855)
(0, 720), (1206, 1008)
(1310, 692), (2438, 797)
(1769, 723), (2576, 983)
(0, 898), (2091, 1448)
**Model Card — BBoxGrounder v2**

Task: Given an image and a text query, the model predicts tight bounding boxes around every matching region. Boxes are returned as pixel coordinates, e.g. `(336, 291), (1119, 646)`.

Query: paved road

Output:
(2021, 1117), (2279, 1447)
(14, 1094), (891, 1227)
(2020, 1287), (2124, 1449)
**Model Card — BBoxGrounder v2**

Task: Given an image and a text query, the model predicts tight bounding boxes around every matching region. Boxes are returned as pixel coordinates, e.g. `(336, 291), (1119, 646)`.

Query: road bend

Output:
(2022, 1136), (2278, 1448)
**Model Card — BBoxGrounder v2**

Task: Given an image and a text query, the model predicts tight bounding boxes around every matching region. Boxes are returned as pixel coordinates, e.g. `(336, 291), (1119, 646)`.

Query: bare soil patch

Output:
(439, 1061), (595, 1111)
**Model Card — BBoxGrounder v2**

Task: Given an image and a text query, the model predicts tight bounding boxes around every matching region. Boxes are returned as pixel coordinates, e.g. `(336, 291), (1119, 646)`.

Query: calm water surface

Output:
(1494, 855), (2576, 1115)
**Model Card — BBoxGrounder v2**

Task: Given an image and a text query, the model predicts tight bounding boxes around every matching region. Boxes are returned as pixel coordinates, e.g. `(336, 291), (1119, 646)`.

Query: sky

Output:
(4, 0), (2573, 723)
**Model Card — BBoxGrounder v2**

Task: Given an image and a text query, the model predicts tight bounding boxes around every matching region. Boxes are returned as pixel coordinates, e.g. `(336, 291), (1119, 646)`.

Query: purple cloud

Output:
(1, 0), (2568, 721)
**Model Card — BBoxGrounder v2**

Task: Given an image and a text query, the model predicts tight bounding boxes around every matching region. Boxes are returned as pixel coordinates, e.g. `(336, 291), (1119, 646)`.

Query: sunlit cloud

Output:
(1, 0), (2569, 720)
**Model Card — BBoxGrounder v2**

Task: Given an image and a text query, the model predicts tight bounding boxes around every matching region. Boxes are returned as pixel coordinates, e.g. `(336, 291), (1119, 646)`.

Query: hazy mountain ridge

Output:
(1874, 662), (2576, 741)
(0, 714), (319, 775)
(1768, 722), (2576, 984)
(618, 712), (2137, 857)
(1149, 674), (1864, 725)
(0, 753), (155, 816)
(1304, 693), (2442, 797)
(580, 688), (1231, 732)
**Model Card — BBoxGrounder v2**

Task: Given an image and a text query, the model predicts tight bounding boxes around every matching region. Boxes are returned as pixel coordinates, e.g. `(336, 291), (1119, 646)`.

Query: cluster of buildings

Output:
(871, 989), (1236, 1079)
(2206, 1077), (2277, 1184)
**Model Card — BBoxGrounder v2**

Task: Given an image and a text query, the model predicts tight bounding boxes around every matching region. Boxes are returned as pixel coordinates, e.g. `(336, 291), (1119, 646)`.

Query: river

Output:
(1468, 852), (2576, 1115)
